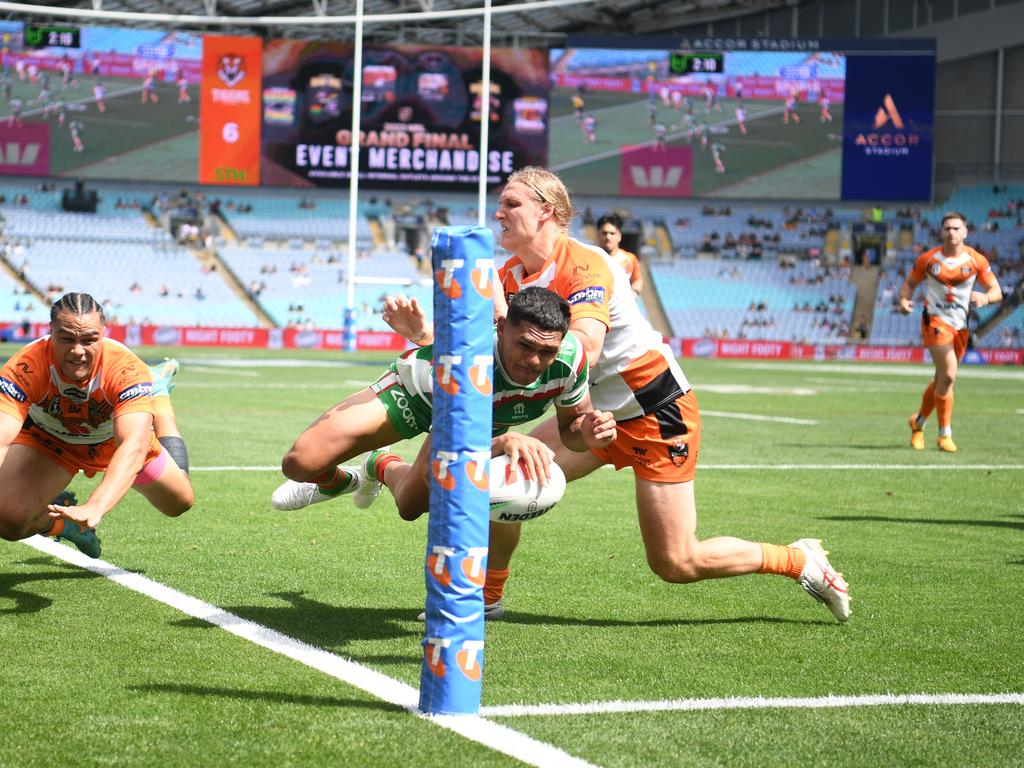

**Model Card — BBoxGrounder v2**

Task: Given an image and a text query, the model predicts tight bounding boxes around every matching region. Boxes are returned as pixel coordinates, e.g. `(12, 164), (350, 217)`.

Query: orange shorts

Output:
(921, 314), (969, 362)
(591, 389), (701, 482)
(15, 424), (162, 478)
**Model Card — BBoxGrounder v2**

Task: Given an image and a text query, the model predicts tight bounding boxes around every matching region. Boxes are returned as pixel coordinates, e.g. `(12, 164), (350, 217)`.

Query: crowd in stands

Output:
(0, 177), (1022, 347)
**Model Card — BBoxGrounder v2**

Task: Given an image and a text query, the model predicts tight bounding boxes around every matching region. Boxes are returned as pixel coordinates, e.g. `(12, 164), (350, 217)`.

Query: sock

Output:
(758, 543), (806, 580)
(371, 452), (402, 483)
(935, 392), (954, 431)
(484, 567), (510, 605)
(158, 436), (189, 475)
(312, 467), (357, 497)
(916, 382), (936, 425)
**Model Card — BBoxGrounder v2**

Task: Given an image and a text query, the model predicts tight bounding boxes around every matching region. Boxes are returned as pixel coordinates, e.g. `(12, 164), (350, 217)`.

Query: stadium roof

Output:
(7, 0), (795, 47)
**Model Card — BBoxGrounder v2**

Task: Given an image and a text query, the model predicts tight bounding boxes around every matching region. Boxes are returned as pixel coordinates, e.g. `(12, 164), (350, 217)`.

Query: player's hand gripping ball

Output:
(489, 454), (566, 524)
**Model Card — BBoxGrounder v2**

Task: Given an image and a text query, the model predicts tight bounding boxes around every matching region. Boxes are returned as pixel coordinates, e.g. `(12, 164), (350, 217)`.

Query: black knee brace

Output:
(159, 436), (190, 475)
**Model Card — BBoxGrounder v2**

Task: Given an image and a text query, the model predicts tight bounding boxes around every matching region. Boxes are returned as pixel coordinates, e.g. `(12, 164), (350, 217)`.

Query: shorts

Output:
(370, 369), (431, 439)
(591, 389), (701, 483)
(921, 313), (969, 362)
(15, 424), (163, 480)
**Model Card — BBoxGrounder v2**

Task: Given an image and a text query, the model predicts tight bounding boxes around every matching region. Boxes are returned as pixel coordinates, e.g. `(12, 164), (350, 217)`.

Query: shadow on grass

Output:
(820, 514), (1024, 532)
(170, 590), (423, 660)
(170, 589), (821, 658)
(128, 683), (406, 713)
(0, 561), (97, 615)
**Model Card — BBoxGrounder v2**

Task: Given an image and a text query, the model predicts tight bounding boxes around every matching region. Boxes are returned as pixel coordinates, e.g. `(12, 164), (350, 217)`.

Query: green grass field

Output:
(0, 75), (198, 179)
(549, 87), (844, 200)
(2, 347), (1022, 767)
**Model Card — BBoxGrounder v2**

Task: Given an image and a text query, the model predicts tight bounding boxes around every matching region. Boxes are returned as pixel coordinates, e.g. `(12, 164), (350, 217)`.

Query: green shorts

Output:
(370, 369), (432, 439)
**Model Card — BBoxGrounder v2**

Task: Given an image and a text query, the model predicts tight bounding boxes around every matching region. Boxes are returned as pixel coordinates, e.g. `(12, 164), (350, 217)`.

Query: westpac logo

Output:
(435, 354), (461, 396)
(431, 450), (459, 491)
(435, 258), (464, 299)
(628, 165), (684, 189)
(0, 142), (41, 166)
(424, 637), (485, 681)
(470, 259), (495, 299)
(855, 93), (920, 155)
(468, 354), (492, 396)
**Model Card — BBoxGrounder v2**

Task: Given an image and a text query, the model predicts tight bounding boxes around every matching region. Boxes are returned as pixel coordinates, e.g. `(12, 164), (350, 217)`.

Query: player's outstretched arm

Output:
(555, 394), (616, 453)
(491, 432), (554, 486)
(382, 294), (433, 347)
(49, 411), (152, 529)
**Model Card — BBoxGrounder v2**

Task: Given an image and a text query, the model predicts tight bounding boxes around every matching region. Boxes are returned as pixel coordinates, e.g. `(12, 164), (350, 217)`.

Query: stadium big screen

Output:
(0, 21), (205, 183)
(259, 38), (549, 190)
(550, 36), (936, 202)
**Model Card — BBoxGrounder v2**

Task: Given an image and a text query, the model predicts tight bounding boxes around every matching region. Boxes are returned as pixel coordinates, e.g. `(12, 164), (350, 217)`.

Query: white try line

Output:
(20, 535), (597, 768)
(190, 464), (1024, 472)
(481, 692), (1024, 718)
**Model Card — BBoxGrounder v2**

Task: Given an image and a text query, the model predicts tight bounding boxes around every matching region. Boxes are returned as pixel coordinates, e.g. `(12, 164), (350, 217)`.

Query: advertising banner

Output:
(0, 121), (50, 175)
(260, 39), (548, 190)
(199, 34), (263, 185)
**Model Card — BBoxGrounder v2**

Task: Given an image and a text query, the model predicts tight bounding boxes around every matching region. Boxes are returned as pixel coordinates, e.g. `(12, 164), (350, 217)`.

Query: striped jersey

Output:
(391, 328), (588, 435)
(0, 336), (154, 445)
(910, 246), (995, 331)
(499, 234), (690, 421)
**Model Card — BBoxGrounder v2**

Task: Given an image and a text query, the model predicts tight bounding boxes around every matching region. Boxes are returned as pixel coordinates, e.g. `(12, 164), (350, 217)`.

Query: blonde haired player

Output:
(384, 166), (851, 623)
(899, 212), (1002, 452)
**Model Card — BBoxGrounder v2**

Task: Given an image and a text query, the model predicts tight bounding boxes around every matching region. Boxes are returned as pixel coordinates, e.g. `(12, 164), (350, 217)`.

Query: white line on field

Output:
(724, 362), (1024, 381)
(20, 536), (597, 768)
(481, 692), (1024, 718)
(191, 464), (1024, 472)
(701, 410), (817, 425)
(182, 365), (260, 377)
(181, 381), (368, 389)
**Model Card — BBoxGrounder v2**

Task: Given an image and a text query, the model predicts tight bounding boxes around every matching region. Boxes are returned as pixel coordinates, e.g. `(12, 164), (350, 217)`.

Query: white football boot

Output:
(271, 475), (351, 511)
(351, 448), (389, 509)
(791, 538), (850, 622)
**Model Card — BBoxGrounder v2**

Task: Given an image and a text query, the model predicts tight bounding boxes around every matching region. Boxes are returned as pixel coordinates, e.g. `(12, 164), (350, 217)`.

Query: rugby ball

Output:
(489, 454), (566, 524)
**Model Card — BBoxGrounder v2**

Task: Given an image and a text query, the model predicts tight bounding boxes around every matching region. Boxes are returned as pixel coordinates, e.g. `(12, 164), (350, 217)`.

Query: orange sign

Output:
(199, 35), (262, 185)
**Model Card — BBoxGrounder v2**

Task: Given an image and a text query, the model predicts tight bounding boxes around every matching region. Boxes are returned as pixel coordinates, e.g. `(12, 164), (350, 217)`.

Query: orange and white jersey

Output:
(499, 234), (688, 420)
(0, 336), (154, 445)
(609, 248), (640, 283)
(910, 245), (995, 331)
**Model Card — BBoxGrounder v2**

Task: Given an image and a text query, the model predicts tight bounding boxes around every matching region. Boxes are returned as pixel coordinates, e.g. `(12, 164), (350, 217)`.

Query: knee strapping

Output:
(159, 436), (190, 475)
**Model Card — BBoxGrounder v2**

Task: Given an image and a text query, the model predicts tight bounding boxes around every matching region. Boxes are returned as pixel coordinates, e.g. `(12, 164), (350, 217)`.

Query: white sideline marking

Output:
(481, 692), (1024, 718)
(21, 536), (597, 768)
(183, 365), (259, 377)
(701, 410), (817, 425)
(191, 464), (1024, 472)
(183, 381), (368, 389)
(726, 362), (1024, 381)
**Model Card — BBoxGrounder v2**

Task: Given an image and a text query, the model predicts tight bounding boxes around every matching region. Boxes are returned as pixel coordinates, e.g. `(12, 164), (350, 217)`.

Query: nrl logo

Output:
(218, 55), (245, 88)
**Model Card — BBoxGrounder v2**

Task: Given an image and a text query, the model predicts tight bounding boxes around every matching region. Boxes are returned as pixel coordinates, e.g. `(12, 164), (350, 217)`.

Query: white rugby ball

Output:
(489, 454), (566, 524)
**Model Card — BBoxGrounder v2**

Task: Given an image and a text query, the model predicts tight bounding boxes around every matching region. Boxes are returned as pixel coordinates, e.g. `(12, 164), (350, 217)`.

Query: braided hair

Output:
(50, 292), (106, 325)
